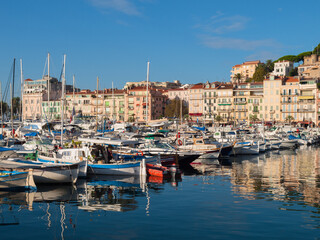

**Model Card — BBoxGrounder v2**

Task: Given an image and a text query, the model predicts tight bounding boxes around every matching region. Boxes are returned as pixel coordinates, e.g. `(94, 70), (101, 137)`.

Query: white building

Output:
(272, 61), (294, 77)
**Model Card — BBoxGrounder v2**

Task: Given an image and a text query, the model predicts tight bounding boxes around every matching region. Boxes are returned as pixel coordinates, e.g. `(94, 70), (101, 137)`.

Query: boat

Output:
(0, 158), (80, 184)
(37, 147), (88, 178)
(178, 137), (233, 159)
(0, 168), (36, 191)
(233, 140), (259, 155)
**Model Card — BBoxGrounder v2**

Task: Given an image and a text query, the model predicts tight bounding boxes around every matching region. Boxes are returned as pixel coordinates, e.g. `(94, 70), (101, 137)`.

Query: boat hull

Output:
(37, 155), (88, 178)
(0, 170), (36, 191)
(88, 158), (156, 176)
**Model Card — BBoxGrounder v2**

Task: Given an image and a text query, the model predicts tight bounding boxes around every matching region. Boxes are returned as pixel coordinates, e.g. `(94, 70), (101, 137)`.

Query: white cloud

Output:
(200, 36), (278, 51)
(245, 51), (281, 62)
(194, 13), (250, 34)
(89, 0), (141, 16)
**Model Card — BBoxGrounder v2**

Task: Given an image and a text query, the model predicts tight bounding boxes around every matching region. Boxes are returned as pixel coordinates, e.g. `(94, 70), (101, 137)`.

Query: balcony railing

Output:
(281, 101), (297, 104)
(234, 101), (247, 105)
(234, 109), (248, 112)
(281, 93), (299, 96)
(298, 99), (315, 103)
(297, 108), (315, 112)
(217, 109), (232, 112)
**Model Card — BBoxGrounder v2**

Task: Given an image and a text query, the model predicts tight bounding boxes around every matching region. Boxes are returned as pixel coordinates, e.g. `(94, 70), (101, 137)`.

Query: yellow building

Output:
(215, 83), (234, 122)
(280, 77), (299, 122)
(263, 76), (281, 122)
(230, 60), (261, 83)
(203, 82), (219, 123)
(233, 82), (263, 122)
(188, 84), (204, 120)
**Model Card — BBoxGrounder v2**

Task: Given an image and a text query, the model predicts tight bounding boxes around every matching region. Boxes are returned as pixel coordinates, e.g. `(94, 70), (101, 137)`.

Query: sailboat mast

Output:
(20, 59), (23, 122)
(61, 54), (66, 146)
(0, 82), (3, 136)
(112, 81), (115, 122)
(146, 61), (150, 125)
(73, 75), (75, 103)
(48, 53), (50, 120)
(95, 77), (99, 133)
(12, 58), (15, 137)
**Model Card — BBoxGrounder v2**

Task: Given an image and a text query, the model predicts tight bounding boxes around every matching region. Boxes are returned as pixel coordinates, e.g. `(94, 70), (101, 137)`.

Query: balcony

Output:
(218, 103), (232, 106)
(217, 109), (232, 113)
(299, 99), (315, 104)
(269, 110), (275, 114)
(234, 101), (247, 105)
(280, 110), (296, 113)
(297, 108), (315, 112)
(234, 109), (248, 112)
(298, 95), (315, 100)
(281, 93), (299, 96)
(253, 109), (259, 113)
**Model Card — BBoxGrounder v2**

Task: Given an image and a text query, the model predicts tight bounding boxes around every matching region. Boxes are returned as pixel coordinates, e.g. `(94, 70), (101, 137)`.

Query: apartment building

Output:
(104, 89), (126, 121)
(216, 83), (234, 122)
(298, 54), (320, 78)
(280, 77), (299, 122)
(203, 82), (220, 122)
(263, 76), (282, 122)
(272, 61), (294, 77)
(188, 84), (204, 120)
(298, 78), (317, 124)
(126, 86), (167, 122)
(230, 60), (261, 83)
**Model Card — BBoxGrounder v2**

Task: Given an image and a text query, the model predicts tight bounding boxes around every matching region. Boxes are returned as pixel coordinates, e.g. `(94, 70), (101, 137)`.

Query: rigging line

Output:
(3, 61), (14, 106)
(42, 55), (48, 79)
(59, 61), (64, 82)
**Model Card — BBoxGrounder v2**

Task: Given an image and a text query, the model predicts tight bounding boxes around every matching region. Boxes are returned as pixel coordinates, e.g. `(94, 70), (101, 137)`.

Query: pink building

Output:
(126, 87), (167, 122)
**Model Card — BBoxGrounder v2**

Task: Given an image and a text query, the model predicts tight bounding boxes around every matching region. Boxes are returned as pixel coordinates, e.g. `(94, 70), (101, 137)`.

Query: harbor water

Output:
(2, 146), (320, 239)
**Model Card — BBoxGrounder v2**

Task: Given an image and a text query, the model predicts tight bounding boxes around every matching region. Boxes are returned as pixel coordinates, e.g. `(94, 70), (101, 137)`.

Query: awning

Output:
(298, 121), (312, 124)
(189, 113), (203, 116)
(298, 96), (314, 100)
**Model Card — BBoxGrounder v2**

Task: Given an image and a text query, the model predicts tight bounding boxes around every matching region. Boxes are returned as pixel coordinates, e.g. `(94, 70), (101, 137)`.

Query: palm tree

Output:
(215, 115), (223, 126)
(249, 114), (259, 125)
(285, 115), (294, 125)
(233, 73), (243, 85)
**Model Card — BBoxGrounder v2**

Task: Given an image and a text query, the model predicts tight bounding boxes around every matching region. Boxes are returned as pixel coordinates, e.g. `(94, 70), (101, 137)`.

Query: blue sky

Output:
(0, 0), (320, 96)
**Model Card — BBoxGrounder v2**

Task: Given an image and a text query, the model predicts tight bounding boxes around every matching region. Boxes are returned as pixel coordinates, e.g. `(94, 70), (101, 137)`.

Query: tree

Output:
(313, 43), (320, 54)
(285, 115), (294, 125)
(289, 67), (298, 76)
(214, 115), (223, 126)
(253, 64), (268, 82)
(296, 51), (312, 62)
(0, 101), (9, 114)
(265, 59), (274, 72)
(164, 98), (188, 118)
(276, 55), (298, 63)
(249, 114), (259, 124)
(233, 73), (242, 85)
(12, 97), (20, 115)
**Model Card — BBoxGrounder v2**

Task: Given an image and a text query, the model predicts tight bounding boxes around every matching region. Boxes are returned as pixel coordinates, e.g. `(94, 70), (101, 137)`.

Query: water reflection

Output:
(0, 174), (181, 214)
(190, 147), (320, 207)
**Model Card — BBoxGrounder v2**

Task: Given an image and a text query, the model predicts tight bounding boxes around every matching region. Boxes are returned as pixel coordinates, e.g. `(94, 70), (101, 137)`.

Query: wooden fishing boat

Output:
(0, 168), (36, 191)
(0, 159), (80, 184)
